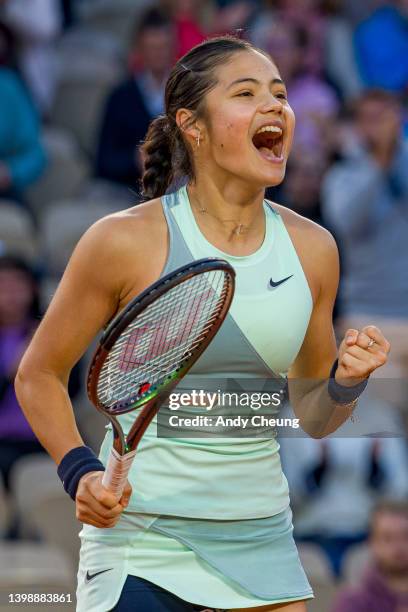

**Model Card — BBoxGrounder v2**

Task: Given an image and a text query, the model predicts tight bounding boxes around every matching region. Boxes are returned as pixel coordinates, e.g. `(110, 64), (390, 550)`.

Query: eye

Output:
(236, 91), (254, 97)
(275, 92), (288, 100)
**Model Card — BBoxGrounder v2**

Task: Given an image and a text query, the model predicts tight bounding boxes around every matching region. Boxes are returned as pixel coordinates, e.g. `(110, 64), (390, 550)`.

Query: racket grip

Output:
(102, 448), (136, 500)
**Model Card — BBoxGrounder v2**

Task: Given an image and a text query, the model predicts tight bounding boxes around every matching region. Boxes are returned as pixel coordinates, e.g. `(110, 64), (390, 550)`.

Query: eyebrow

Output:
(227, 77), (286, 90)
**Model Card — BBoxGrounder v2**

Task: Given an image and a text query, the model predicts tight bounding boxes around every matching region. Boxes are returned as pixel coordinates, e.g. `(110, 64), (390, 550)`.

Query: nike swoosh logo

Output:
(269, 274), (293, 288)
(85, 568), (113, 583)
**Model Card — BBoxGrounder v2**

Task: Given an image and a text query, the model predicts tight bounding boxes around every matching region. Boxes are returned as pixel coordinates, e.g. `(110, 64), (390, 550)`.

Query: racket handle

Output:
(102, 447), (136, 500)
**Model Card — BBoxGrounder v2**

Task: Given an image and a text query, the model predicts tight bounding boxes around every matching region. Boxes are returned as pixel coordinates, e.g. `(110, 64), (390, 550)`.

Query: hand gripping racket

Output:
(87, 258), (235, 499)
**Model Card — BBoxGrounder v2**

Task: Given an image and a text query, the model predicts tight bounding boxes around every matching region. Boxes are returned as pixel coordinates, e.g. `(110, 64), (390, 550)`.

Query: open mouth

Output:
(252, 127), (284, 162)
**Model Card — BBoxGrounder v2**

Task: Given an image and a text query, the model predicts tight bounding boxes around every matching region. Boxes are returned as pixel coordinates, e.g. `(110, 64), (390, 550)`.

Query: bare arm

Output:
(287, 225), (390, 438)
(287, 227), (343, 437)
(15, 216), (132, 463)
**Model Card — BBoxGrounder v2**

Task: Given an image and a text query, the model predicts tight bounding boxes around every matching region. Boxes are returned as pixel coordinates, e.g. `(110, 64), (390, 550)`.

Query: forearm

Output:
(289, 377), (358, 438)
(15, 367), (84, 465)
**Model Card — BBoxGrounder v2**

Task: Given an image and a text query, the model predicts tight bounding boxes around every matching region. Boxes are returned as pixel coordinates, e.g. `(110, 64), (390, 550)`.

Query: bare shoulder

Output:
(83, 197), (165, 252)
(271, 201), (337, 253)
(268, 201), (339, 302)
(67, 197), (168, 303)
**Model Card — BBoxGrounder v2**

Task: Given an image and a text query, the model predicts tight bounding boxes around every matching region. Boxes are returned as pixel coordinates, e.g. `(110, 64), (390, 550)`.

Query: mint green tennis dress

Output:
(77, 185), (314, 611)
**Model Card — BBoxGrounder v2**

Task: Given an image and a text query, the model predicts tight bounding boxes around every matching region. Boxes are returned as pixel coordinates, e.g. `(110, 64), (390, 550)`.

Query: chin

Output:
(259, 168), (287, 188)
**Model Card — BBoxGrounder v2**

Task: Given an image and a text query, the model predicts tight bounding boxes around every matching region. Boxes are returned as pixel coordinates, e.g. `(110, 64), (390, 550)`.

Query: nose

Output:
(260, 92), (284, 114)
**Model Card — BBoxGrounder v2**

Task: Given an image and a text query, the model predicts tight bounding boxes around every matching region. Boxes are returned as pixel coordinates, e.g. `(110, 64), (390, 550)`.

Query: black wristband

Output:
(328, 359), (368, 404)
(57, 446), (105, 501)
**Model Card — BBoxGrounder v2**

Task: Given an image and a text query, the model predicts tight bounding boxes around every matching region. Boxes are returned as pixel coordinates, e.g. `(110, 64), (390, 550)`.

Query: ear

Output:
(175, 108), (202, 143)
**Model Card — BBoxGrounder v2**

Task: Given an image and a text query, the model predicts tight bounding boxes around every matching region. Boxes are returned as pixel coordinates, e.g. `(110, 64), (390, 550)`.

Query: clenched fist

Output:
(76, 471), (132, 529)
(336, 325), (390, 386)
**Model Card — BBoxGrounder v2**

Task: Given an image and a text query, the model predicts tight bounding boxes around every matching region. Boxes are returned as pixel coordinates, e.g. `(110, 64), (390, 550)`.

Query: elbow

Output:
(298, 420), (329, 439)
(14, 361), (34, 408)
(14, 358), (45, 409)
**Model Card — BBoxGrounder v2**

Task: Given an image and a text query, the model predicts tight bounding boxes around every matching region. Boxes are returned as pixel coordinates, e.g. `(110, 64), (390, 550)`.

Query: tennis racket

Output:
(87, 258), (235, 499)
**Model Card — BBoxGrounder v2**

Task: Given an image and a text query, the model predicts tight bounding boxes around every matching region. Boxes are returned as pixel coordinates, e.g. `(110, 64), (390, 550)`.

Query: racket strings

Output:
(97, 270), (230, 409)
(101, 276), (224, 401)
(108, 276), (219, 368)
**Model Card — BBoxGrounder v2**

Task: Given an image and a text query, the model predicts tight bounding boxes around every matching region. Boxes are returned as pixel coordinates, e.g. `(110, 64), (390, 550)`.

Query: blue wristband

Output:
(328, 359), (368, 404)
(57, 446), (105, 501)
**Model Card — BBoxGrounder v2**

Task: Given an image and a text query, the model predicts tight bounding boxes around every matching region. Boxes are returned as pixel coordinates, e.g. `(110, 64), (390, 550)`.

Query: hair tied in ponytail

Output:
(141, 114), (174, 199)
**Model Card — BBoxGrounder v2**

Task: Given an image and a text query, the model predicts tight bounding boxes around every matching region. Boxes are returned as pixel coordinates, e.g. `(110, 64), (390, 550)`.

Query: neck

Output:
(189, 175), (265, 220)
(186, 176), (266, 252)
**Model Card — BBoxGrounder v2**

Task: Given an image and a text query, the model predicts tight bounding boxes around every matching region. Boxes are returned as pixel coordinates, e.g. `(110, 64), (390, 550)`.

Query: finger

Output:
(344, 328), (359, 346)
(76, 502), (120, 527)
(354, 331), (376, 350)
(76, 488), (123, 520)
(88, 480), (121, 510)
(77, 491), (124, 519)
(360, 325), (391, 353)
(341, 351), (373, 377)
(80, 478), (124, 516)
(77, 510), (119, 529)
(119, 482), (132, 509)
(342, 344), (386, 371)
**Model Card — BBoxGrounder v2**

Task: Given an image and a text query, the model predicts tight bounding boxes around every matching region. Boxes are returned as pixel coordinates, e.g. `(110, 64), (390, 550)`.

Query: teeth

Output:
(255, 125), (282, 135)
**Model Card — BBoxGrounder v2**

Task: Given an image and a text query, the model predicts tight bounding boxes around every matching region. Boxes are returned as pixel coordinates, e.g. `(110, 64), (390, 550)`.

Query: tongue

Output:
(258, 146), (279, 161)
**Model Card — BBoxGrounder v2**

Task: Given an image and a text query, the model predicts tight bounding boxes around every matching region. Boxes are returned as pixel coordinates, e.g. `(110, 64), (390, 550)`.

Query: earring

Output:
(196, 130), (201, 148)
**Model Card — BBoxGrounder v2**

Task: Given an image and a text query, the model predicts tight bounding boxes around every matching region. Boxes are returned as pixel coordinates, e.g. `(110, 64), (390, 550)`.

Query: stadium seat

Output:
(50, 66), (120, 157)
(297, 543), (338, 612)
(78, 0), (153, 43)
(297, 542), (335, 582)
(9, 455), (60, 537)
(39, 199), (119, 276)
(57, 24), (125, 64)
(0, 542), (75, 607)
(79, 178), (135, 207)
(307, 583), (339, 612)
(0, 202), (39, 261)
(30, 491), (82, 568)
(341, 542), (370, 585)
(26, 128), (89, 216)
(0, 472), (10, 537)
(9, 455), (81, 565)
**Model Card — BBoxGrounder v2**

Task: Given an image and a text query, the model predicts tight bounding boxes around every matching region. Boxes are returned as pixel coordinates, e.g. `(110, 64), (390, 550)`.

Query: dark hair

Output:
(0, 20), (16, 67)
(141, 35), (272, 199)
(348, 88), (401, 119)
(0, 254), (41, 321)
(370, 499), (408, 532)
(132, 6), (172, 42)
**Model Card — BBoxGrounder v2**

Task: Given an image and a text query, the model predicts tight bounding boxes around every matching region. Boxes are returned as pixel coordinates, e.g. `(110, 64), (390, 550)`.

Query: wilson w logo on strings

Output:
(118, 286), (216, 373)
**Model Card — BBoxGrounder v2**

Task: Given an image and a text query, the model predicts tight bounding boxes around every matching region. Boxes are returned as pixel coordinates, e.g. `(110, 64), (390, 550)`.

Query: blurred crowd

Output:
(0, 0), (407, 608)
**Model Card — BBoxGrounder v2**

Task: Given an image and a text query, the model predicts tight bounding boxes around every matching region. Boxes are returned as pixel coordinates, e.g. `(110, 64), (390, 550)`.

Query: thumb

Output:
(119, 481), (132, 508)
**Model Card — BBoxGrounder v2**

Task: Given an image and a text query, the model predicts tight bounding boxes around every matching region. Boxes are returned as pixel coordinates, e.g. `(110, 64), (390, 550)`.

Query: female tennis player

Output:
(15, 36), (390, 612)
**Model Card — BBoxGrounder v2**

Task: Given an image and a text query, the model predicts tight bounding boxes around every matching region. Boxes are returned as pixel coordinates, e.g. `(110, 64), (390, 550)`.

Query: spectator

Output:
(1, 0), (62, 115)
(332, 499), (408, 611)
(0, 20), (17, 69)
(0, 255), (83, 492)
(0, 65), (46, 205)
(160, 0), (256, 57)
(280, 394), (408, 576)
(0, 255), (44, 490)
(321, 89), (408, 410)
(162, 0), (206, 58)
(276, 149), (328, 225)
(95, 7), (175, 193)
(252, 0), (361, 100)
(354, 1), (408, 93)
